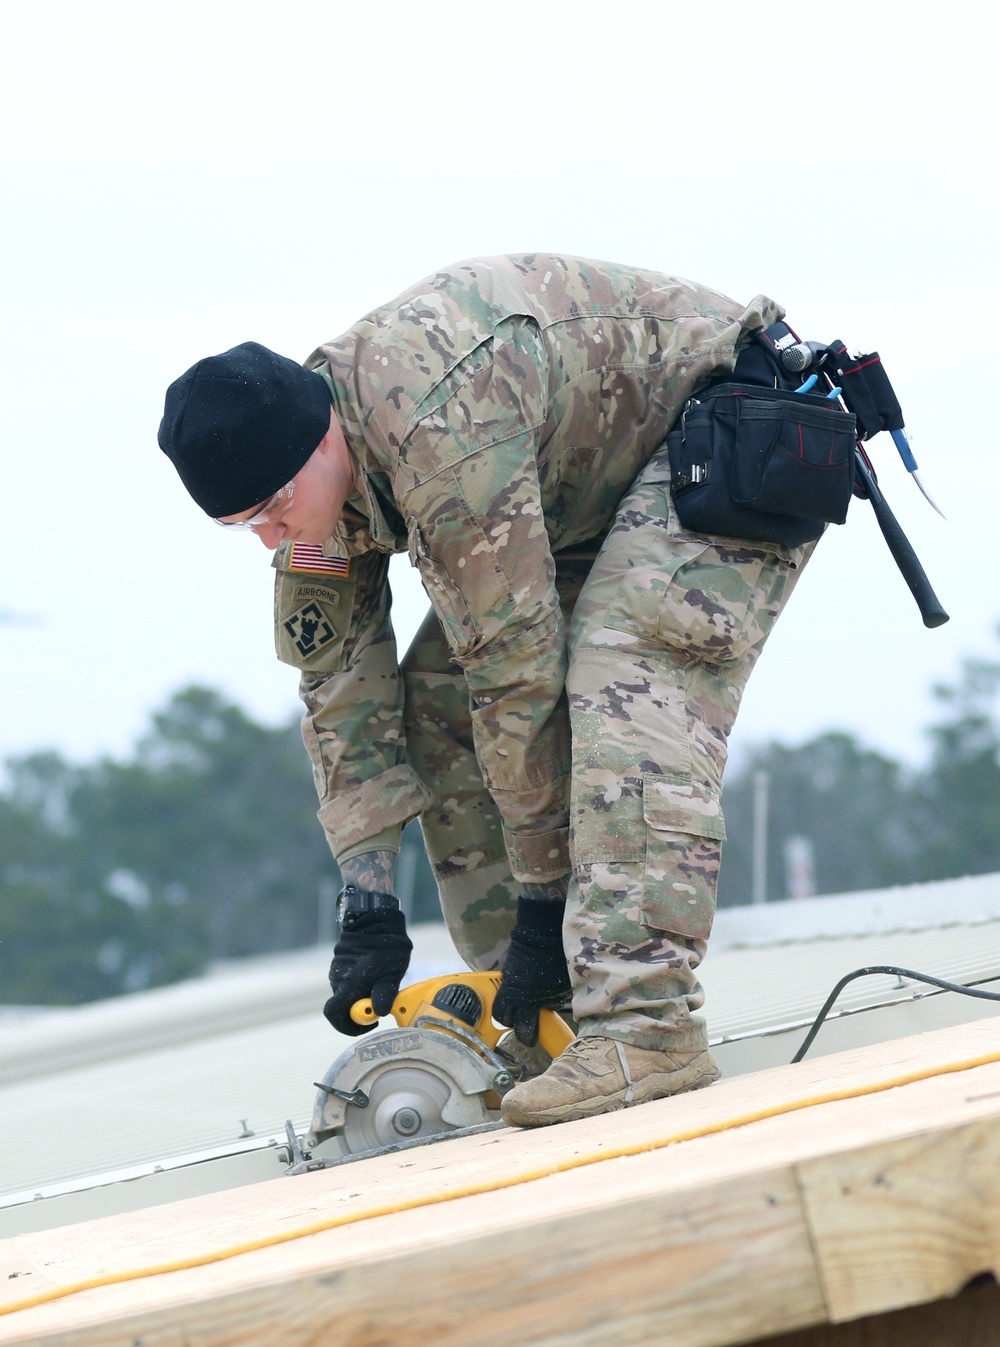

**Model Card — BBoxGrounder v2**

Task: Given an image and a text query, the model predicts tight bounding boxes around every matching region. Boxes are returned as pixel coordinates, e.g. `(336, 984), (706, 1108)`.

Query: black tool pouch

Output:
(826, 343), (903, 439)
(667, 381), (857, 548)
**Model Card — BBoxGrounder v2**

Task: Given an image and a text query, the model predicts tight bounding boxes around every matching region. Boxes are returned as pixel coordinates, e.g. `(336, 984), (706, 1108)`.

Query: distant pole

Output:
(751, 770), (770, 905)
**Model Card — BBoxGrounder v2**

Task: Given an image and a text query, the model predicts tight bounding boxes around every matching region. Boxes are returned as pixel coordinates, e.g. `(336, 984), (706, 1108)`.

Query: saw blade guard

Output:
(308, 1024), (505, 1150)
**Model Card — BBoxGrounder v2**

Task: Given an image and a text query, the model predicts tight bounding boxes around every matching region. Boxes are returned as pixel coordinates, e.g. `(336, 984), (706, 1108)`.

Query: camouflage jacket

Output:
(273, 254), (783, 883)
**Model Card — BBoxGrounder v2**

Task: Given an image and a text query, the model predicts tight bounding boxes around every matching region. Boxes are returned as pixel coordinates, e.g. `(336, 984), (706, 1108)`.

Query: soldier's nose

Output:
(253, 522), (285, 551)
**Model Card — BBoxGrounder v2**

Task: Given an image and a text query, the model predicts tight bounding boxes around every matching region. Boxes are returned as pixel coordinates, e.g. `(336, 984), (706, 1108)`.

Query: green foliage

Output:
(717, 733), (920, 905)
(719, 630), (1000, 904)
(918, 646), (1000, 880)
(0, 687), (440, 1006)
(0, 748), (207, 1002)
(69, 687), (333, 960)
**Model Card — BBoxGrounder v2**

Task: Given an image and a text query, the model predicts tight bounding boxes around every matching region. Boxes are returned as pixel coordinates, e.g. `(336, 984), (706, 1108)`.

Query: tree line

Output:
(1, 635), (998, 1005)
(716, 639), (1000, 904)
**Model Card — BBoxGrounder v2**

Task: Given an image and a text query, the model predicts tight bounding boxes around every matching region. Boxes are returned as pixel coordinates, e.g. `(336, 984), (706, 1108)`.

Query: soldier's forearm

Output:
(339, 850), (398, 896)
(521, 875), (570, 903)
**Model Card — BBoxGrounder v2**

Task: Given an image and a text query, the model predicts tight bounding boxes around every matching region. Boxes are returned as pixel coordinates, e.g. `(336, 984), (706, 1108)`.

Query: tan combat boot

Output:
(500, 1035), (719, 1127)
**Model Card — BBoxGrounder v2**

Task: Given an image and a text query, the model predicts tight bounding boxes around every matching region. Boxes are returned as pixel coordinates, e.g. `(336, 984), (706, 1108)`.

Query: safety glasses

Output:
(215, 481), (296, 531)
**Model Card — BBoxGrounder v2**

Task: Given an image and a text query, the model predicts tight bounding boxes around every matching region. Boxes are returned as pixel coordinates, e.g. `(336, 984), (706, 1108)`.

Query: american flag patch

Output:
(288, 543), (351, 577)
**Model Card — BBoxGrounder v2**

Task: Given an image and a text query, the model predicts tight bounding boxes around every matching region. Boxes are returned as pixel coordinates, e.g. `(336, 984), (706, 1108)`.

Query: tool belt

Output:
(666, 320), (948, 628)
(667, 320), (908, 547)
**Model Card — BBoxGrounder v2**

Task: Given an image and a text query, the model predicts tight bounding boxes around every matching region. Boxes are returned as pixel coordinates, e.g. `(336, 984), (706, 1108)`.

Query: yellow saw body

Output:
(307, 971), (573, 1156)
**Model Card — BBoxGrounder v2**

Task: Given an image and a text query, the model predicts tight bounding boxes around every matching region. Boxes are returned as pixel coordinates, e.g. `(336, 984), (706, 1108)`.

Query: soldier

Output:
(158, 254), (815, 1126)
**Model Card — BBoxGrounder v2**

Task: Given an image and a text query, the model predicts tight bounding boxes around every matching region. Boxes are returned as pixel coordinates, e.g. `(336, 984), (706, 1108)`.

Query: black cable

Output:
(791, 965), (1000, 1063)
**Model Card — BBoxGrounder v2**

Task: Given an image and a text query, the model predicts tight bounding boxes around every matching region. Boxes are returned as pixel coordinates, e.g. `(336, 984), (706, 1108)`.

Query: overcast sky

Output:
(2, 1), (996, 773)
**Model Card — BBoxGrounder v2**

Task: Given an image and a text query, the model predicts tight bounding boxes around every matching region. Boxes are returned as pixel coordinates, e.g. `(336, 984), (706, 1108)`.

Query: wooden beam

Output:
(4, 1017), (1000, 1347)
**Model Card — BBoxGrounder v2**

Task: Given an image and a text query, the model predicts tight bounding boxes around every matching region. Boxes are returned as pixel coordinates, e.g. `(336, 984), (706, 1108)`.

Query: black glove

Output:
(493, 895), (571, 1047)
(323, 909), (413, 1037)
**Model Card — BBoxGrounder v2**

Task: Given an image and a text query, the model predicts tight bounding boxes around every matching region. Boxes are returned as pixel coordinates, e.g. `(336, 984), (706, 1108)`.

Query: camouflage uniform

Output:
(273, 255), (814, 1051)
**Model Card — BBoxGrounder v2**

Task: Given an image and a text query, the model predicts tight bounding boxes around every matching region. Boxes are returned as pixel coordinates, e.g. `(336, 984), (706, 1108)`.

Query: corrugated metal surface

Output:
(706, 920), (1000, 1040)
(711, 870), (1000, 949)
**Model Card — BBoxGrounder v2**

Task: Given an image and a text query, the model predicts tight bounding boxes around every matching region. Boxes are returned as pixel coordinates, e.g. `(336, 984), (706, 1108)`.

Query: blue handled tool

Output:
(790, 344), (946, 519)
(890, 427), (945, 518)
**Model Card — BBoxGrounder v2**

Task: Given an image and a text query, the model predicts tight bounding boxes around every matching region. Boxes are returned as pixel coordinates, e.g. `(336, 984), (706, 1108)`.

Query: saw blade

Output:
(311, 1024), (509, 1154)
(339, 1060), (485, 1154)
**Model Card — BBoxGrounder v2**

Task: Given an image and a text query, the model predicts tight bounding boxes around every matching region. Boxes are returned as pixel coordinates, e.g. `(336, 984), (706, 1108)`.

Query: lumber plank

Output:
(799, 1117), (1000, 1322)
(2, 1016), (1000, 1347)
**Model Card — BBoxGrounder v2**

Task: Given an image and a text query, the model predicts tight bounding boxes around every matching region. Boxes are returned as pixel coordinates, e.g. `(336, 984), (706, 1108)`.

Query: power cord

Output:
(792, 965), (1000, 1063)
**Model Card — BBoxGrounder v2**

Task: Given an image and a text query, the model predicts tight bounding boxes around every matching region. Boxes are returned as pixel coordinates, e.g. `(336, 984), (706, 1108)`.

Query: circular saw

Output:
(307, 972), (573, 1157)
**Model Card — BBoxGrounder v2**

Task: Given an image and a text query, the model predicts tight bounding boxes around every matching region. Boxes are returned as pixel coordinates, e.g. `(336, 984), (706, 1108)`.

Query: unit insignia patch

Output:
(283, 602), (337, 659)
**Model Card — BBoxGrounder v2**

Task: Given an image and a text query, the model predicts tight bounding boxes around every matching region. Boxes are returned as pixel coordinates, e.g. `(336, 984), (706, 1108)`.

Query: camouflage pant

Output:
(402, 445), (814, 1050)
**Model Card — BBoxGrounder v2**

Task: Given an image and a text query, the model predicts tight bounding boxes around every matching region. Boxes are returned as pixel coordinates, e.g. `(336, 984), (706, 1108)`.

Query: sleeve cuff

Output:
(317, 764), (433, 863)
(503, 825), (571, 885)
(338, 826), (404, 865)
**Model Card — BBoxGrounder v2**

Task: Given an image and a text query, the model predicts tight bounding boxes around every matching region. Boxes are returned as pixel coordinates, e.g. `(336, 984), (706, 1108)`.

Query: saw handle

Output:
(349, 991), (573, 1059)
(350, 999), (379, 1026)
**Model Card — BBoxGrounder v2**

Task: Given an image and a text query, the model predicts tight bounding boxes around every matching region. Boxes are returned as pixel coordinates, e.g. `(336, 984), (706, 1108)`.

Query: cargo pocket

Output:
(640, 774), (725, 942)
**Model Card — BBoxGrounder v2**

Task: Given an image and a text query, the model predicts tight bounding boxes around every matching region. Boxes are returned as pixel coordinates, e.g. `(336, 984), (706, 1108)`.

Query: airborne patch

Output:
(283, 602), (338, 659)
(293, 585), (341, 606)
(288, 542), (351, 577)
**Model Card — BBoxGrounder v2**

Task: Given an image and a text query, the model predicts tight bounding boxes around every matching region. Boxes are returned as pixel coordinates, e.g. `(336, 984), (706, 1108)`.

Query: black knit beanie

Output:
(158, 342), (333, 518)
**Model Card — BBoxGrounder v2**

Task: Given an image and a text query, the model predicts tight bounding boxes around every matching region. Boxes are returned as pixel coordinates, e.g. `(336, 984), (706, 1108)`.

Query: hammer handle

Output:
(855, 452), (949, 628)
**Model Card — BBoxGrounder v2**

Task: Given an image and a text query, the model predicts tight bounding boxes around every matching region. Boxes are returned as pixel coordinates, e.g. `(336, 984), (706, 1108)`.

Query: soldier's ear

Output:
(313, 408), (339, 455)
